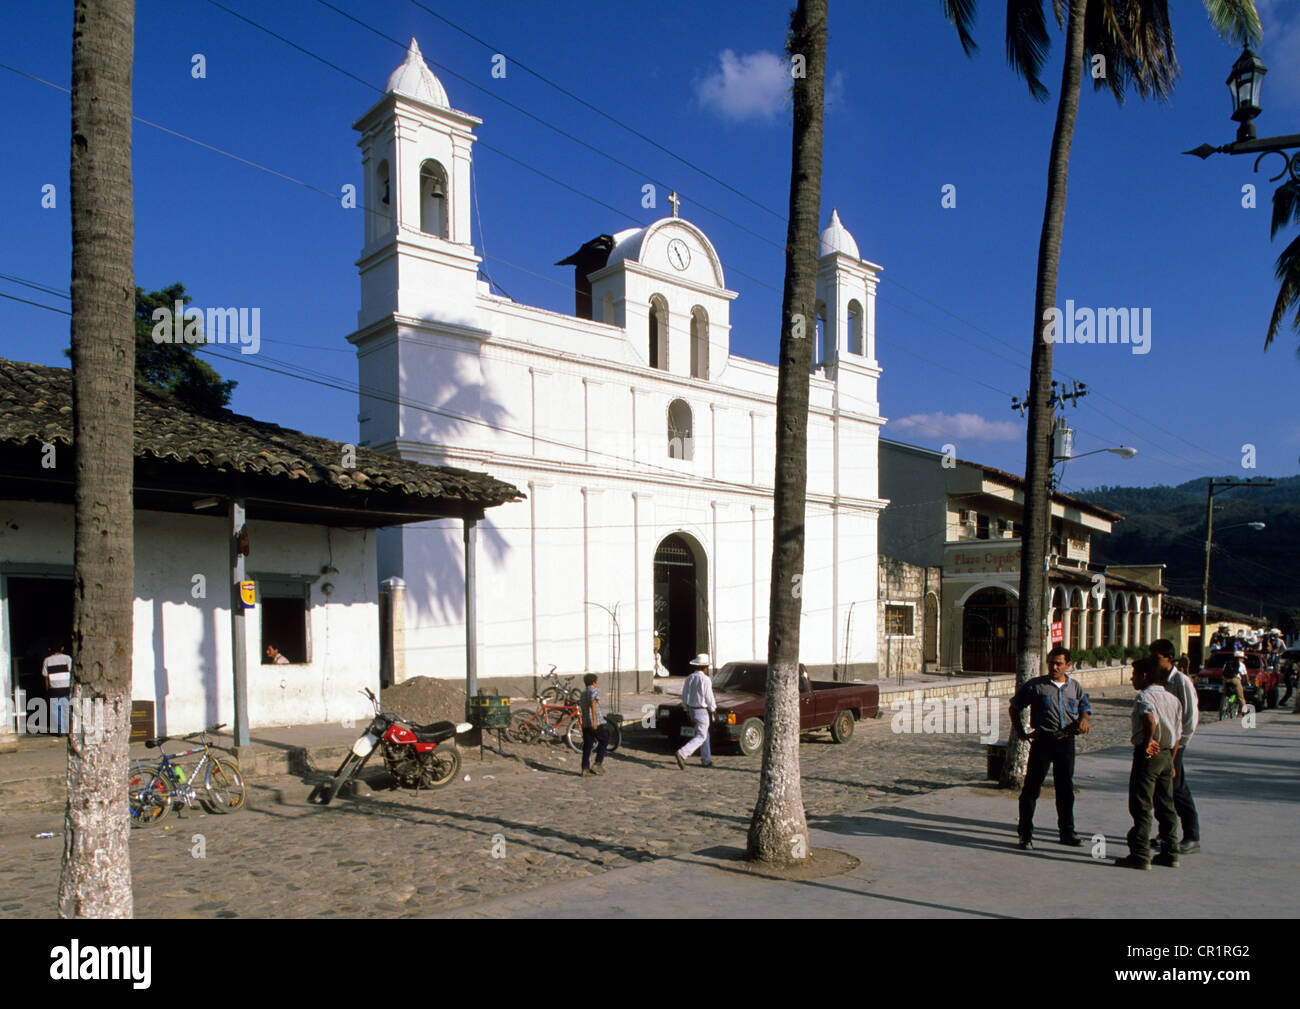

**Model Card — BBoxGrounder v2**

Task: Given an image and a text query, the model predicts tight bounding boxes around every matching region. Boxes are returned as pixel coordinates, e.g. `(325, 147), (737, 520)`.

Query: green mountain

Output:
(1075, 476), (1300, 631)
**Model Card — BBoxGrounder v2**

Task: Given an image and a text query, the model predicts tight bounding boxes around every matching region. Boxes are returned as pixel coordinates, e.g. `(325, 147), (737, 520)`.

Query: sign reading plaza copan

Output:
(947, 546), (1021, 575)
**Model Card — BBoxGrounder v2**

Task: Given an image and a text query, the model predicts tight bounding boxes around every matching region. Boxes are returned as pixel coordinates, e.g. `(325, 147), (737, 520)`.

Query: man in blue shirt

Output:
(579, 673), (608, 777)
(1008, 644), (1092, 849)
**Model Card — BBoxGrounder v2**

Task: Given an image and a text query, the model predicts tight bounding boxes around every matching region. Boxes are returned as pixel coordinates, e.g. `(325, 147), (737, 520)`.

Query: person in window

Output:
(42, 644), (73, 735)
(265, 644), (290, 665)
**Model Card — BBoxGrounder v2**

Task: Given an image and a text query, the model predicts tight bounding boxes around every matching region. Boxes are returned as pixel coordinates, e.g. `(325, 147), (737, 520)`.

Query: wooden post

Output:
(464, 515), (478, 714)
(230, 498), (250, 747)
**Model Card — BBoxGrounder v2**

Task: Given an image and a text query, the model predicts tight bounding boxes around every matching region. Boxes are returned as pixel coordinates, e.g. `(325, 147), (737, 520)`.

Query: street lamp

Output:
(1185, 45), (1300, 185)
(1227, 46), (1267, 142)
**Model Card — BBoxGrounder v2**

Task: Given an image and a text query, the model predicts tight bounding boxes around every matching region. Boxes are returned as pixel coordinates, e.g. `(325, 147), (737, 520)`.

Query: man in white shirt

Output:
(1151, 638), (1200, 854)
(42, 644), (73, 735)
(1116, 657), (1184, 870)
(675, 653), (716, 769)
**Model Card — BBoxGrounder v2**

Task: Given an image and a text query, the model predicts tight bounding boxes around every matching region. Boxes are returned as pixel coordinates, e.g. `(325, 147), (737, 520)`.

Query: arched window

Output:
(648, 295), (668, 370)
(667, 399), (693, 460)
(847, 299), (864, 355)
(372, 159), (392, 241)
(690, 306), (709, 379)
(816, 300), (831, 364)
(419, 160), (449, 238)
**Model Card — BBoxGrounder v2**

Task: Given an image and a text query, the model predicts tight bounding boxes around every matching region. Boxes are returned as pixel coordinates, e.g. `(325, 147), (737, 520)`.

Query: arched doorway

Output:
(653, 533), (708, 677)
(962, 586), (1018, 673)
(923, 592), (938, 666)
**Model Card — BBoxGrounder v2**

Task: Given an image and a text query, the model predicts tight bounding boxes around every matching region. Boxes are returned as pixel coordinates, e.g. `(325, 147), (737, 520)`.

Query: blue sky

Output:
(4, 0), (1300, 493)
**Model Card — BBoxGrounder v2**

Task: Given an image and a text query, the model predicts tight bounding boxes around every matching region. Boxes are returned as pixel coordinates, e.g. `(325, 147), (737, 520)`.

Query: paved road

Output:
(2, 691), (1292, 918)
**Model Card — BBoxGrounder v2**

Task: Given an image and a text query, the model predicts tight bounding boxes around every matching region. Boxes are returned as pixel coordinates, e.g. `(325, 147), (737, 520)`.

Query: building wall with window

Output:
(877, 556), (942, 681)
(0, 500), (377, 736)
(350, 43), (887, 681)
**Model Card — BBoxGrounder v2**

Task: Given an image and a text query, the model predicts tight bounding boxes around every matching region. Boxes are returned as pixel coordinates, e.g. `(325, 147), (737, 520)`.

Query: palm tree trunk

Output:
(747, 0), (826, 864)
(1002, 0), (1088, 789)
(59, 0), (136, 918)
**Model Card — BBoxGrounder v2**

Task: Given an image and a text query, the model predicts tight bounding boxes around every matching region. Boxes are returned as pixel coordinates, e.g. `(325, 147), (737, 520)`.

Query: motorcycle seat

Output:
(409, 720), (457, 742)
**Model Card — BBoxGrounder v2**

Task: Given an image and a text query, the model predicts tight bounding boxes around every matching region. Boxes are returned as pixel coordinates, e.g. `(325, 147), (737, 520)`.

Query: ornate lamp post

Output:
(1185, 46), (1300, 185)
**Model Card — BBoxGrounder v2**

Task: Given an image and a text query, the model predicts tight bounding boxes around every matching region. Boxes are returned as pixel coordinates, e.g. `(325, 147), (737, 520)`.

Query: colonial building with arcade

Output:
(347, 40), (889, 684)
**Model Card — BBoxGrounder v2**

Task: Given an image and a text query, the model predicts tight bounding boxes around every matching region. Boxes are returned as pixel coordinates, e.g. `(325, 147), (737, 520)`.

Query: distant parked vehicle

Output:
(654, 661), (879, 757)
(1194, 650), (1279, 711)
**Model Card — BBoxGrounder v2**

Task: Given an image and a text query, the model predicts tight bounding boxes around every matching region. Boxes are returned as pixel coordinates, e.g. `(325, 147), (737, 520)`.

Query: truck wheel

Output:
(830, 710), (855, 744)
(738, 718), (764, 757)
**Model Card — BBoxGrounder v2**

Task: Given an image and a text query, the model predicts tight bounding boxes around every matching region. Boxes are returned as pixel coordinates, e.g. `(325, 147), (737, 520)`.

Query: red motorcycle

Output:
(310, 688), (471, 804)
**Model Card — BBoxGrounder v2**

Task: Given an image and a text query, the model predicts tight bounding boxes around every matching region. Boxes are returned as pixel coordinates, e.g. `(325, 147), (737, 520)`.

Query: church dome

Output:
(819, 208), (859, 259)
(386, 38), (450, 109)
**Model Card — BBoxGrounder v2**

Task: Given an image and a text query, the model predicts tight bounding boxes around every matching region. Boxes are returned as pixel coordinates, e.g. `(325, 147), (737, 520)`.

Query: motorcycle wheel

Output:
(419, 746), (461, 788)
(314, 752), (365, 805)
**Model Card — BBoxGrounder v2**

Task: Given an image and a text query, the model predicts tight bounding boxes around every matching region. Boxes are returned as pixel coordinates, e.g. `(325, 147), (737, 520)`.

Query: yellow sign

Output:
(239, 581), (256, 607)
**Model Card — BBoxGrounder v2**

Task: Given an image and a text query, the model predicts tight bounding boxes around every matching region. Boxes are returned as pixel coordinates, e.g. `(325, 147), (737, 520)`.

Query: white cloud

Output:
(1257, 0), (1300, 111)
(696, 49), (790, 122)
(891, 411), (1024, 443)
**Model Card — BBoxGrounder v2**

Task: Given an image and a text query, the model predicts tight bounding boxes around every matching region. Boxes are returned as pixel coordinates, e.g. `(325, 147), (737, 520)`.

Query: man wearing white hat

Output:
(675, 653), (716, 769)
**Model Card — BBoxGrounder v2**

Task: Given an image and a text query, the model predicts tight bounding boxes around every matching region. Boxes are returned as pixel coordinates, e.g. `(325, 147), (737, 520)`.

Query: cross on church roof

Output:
(668, 191), (680, 218)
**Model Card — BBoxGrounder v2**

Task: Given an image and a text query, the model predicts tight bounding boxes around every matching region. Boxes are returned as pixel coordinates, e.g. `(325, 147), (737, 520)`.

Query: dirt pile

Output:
(381, 676), (468, 726)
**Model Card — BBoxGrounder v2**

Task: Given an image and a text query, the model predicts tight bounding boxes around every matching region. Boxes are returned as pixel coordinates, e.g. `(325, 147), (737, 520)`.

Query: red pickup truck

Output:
(1194, 650), (1280, 710)
(655, 661), (879, 756)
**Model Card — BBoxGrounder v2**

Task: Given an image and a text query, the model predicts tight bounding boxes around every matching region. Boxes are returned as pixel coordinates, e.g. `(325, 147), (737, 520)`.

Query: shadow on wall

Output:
(398, 331), (517, 625)
(146, 581), (221, 736)
(407, 516), (511, 625)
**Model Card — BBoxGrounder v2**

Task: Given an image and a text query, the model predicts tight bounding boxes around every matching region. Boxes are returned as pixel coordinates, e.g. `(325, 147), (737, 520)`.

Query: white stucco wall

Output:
(0, 501), (377, 734)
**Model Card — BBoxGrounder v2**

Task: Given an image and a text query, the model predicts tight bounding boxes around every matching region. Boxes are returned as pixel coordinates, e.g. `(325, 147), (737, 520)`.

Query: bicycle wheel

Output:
(566, 716), (585, 753)
(541, 707), (571, 745)
(509, 708), (541, 744)
(418, 746), (461, 788)
(128, 764), (171, 828)
(202, 758), (246, 813)
(605, 720), (622, 753)
(538, 687), (564, 704)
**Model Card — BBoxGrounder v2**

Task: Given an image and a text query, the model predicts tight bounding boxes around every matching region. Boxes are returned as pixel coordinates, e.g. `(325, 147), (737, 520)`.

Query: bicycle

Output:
(1219, 683), (1245, 721)
(508, 700), (623, 754)
(537, 665), (581, 704)
(127, 723), (246, 828)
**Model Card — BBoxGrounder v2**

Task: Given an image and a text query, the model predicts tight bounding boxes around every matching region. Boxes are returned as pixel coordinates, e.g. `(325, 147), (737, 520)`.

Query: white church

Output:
(347, 40), (888, 685)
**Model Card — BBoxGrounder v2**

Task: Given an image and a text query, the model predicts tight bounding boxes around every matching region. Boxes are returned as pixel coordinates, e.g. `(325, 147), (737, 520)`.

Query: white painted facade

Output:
(349, 42), (888, 680)
(0, 501), (376, 736)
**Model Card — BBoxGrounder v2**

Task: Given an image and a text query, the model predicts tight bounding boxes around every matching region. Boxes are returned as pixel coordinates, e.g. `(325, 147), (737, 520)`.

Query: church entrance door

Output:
(653, 534), (707, 677)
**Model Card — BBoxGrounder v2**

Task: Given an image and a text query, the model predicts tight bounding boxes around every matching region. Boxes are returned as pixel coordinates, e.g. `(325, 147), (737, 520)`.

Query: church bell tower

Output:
(352, 39), (482, 330)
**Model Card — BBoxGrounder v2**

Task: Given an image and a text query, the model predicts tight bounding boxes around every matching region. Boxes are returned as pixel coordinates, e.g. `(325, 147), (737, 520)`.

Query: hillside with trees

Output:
(1076, 477), (1300, 635)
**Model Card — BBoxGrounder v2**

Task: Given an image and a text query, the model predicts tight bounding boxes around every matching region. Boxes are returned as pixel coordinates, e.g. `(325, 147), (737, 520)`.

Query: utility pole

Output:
(1200, 478), (1274, 664)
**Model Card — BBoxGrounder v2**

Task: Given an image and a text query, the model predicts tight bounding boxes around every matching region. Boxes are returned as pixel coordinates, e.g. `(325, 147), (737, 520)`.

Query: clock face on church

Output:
(666, 239), (691, 271)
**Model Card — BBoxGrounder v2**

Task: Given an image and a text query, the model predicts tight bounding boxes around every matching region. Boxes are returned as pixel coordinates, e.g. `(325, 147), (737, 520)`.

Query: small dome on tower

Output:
(819, 208), (860, 259)
(385, 38), (450, 109)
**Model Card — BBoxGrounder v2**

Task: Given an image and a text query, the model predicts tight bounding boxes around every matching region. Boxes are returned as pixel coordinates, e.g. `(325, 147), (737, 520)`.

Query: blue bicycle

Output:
(127, 723), (245, 827)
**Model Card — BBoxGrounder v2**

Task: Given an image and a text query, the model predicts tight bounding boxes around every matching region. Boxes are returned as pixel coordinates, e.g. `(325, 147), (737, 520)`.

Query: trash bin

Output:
(986, 742), (1007, 781)
(468, 692), (511, 730)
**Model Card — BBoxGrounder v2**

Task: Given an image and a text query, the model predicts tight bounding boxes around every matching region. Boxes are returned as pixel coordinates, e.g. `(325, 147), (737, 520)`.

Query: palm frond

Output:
(1271, 180), (1300, 240)
(1265, 230), (1300, 349)
(1006, 0), (1052, 102)
(1203, 0), (1263, 47)
(1085, 0), (1180, 104)
(943, 0), (981, 56)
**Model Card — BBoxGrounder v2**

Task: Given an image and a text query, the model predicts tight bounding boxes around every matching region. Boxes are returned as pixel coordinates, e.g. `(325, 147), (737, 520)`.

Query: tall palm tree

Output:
(747, 0), (826, 864)
(1265, 178), (1300, 348)
(943, 0), (1261, 787)
(59, 0), (137, 918)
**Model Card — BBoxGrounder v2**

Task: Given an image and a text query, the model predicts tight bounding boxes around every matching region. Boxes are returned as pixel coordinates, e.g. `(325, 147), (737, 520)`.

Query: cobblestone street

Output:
(0, 691), (1141, 917)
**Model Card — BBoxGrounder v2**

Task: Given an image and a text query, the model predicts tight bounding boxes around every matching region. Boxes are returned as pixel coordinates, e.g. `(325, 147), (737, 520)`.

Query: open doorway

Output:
(653, 533), (708, 677)
(5, 576), (74, 731)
